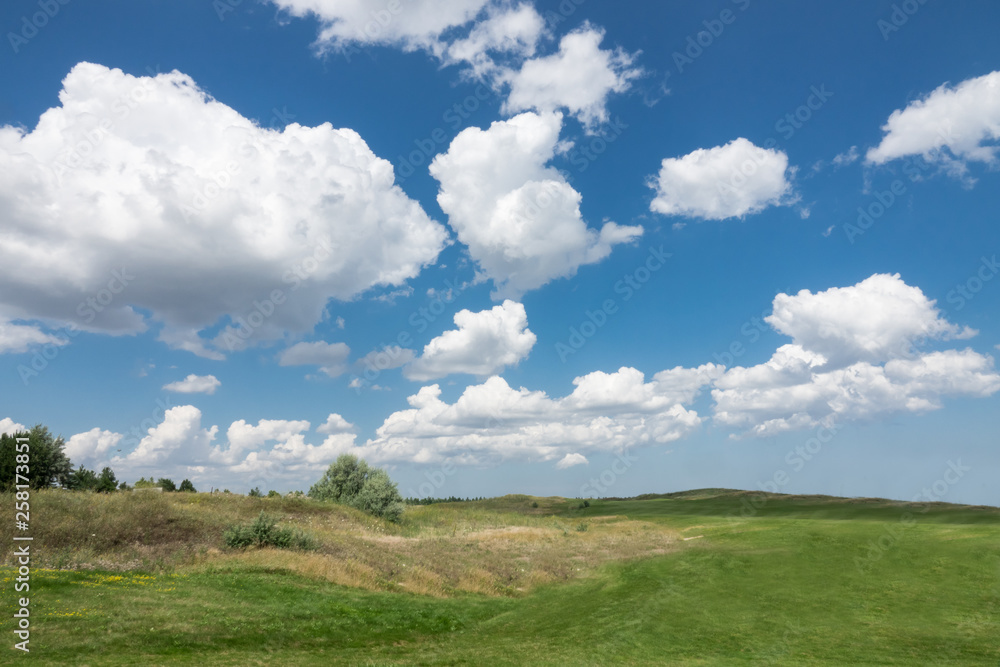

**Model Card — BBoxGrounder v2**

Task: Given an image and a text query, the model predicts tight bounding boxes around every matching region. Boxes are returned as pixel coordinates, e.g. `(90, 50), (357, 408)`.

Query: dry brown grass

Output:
(1, 490), (680, 597)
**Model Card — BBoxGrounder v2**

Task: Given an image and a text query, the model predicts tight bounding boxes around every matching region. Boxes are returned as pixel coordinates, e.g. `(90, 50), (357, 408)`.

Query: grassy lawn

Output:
(2, 490), (998, 665)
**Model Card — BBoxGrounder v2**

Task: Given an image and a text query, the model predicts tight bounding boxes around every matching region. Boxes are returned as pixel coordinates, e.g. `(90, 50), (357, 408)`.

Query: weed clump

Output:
(224, 511), (315, 550)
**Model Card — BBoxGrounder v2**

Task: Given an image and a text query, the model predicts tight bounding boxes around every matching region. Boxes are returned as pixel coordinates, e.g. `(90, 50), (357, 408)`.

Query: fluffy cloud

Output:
(344, 364), (722, 465)
(90, 407), (359, 489)
(404, 300), (536, 380)
(442, 2), (546, 77)
(213, 418), (312, 465)
(316, 413), (355, 435)
(0, 418), (26, 435)
(430, 111), (642, 297)
(163, 374), (222, 395)
(556, 452), (588, 469)
(866, 70), (1000, 169)
(501, 24), (641, 130)
(0, 63), (446, 356)
(65, 428), (122, 466)
(712, 274), (999, 436)
(766, 273), (975, 367)
(0, 320), (68, 355)
(271, 0), (494, 54)
(115, 406), (219, 468)
(649, 138), (795, 220)
(279, 341), (351, 377)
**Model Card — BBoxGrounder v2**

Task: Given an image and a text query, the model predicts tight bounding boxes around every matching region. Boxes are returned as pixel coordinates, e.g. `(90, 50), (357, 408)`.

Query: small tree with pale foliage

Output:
(309, 454), (404, 522)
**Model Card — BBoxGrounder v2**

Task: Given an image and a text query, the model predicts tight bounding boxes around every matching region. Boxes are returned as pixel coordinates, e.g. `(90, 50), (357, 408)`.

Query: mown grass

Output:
(1, 489), (998, 665)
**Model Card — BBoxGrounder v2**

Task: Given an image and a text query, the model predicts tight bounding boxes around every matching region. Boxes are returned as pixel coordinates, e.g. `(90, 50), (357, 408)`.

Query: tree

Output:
(67, 465), (98, 491)
(158, 477), (177, 492)
(248, 487), (262, 497)
(95, 467), (118, 493)
(178, 479), (196, 493)
(309, 454), (405, 522)
(0, 426), (73, 491)
(347, 468), (404, 522)
(134, 476), (158, 489)
(308, 454), (371, 503)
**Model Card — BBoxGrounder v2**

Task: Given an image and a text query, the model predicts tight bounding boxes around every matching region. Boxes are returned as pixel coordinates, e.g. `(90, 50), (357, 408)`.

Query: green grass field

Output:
(3, 489), (999, 665)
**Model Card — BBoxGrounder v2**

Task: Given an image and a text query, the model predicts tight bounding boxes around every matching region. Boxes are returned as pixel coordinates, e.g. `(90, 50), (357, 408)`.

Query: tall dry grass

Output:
(1, 490), (679, 597)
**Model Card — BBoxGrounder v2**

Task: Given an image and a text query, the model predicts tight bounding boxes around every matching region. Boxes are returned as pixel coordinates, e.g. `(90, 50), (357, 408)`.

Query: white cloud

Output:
(163, 374), (222, 395)
(271, 0), (493, 54)
(649, 138), (795, 221)
(443, 2), (546, 77)
(765, 273), (975, 367)
(430, 111), (642, 297)
(501, 24), (642, 130)
(279, 341), (351, 377)
(65, 428), (122, 466)
(556, 452), (588, 469)
(0, 63), (447, 356)
(316, 413), (355, 435)
(116, 406), (219, 468)
(866, 70), (1000, 169)
(404, 300), (536, 380)
(342, 364), (721, 465)
(712, 274), (999, 437)
(214, 418), (312, 465)
(0, 320), (68, 355)
(0, 418), (26, 435)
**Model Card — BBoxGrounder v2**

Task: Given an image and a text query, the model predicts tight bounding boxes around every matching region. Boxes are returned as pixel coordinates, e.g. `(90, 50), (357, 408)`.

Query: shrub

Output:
(178, 479), (196, 493)
(531, 501), (539, 508)
(158, 478), (177, 492)
(134, 477), (158, 489)
(223, 511), (314, 550)
(309, 454), (404, 522)
(267, 490), (280, 498)
(248, 487), (262, 498)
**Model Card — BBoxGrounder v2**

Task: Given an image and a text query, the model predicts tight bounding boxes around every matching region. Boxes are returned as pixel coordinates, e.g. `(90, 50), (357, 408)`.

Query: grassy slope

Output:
(2, 489), (998, 665)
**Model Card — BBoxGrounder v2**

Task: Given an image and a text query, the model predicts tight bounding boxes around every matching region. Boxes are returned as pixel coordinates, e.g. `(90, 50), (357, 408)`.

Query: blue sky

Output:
(1, 0), (999, 504)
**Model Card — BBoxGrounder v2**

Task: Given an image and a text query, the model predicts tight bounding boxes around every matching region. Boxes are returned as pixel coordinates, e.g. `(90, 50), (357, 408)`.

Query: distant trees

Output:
(178, 479), (196, 493)
(309, 454), (404, 522)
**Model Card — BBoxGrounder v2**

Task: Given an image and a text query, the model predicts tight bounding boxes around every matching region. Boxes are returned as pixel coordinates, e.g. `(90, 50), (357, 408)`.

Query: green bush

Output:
(267, 490), (280, 498)
(178, 479), (196, 493)
(309, 454), (405, 522)
(223, 511), (314, 550)
(248, 487), (262, 497)
(158, 478), (177, 492)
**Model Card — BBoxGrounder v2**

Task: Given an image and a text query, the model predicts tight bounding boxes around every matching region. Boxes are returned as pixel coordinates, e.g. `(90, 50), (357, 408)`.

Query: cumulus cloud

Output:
(115, 405), (219, 468)
(279, 341), (351, 377)
(501, 24), (642, 130)
(0, 418), (26, 435)
(0, 63), (447, 356)
(556, 452), (588, 469)
(430, 111), (642, 297)
(102, 407), (357, 489)
(341, 364), (722, 465)
(65, 428), (122, 466)
(404, 300), (536, 380)
(443, 2), (546, 77)
(712, 274), (999, 437)
(766, 273), (975, 367)
(316, 413), (355, 435)
(866, 70), (1000, 170)
(649, 138), (796, 220)
(163, 374), (222, 395)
